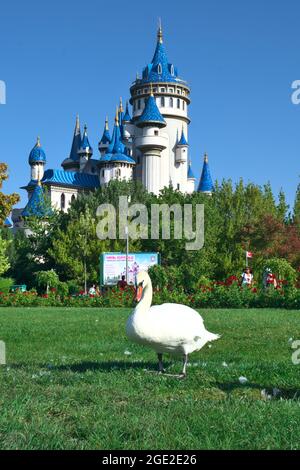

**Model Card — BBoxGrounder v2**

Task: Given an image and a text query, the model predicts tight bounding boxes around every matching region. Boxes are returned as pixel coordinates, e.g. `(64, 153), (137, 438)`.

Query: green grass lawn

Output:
(0, 307), (299, 450)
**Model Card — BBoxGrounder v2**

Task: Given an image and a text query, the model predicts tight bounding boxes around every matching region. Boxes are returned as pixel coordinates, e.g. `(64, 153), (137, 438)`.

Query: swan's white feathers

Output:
(126, 272), (220, 356)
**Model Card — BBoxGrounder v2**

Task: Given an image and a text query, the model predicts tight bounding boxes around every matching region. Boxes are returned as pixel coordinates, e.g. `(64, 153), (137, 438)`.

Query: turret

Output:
(98, 117), (111, 156)
(62, 115), (81, 172)
(187, 160), (196, 194)
(98, 109), (135, 186)
(28, 136), (46, 182)
(175, 125), (188, 163)
(135, 86), (168, 194)
(198, 153), (214, 195)
(78, 125), (93, 172)
(22, 179), (51, 218)
(129, 24), (191, 193)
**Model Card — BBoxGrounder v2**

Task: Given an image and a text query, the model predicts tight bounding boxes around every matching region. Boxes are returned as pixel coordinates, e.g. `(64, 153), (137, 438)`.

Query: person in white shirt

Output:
(241, 267), (253, 287)
(88, 285), (96, 296)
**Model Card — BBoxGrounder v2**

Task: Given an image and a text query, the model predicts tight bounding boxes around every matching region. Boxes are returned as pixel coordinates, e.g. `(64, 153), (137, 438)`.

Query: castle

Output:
(19, 25), (214, 219)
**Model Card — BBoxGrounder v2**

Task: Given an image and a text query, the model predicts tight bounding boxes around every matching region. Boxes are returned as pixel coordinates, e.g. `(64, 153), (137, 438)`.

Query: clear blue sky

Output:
(1, 0), (299, 209)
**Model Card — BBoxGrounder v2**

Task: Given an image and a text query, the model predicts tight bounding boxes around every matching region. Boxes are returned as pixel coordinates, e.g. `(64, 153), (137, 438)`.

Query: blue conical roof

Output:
(137, 93), (166, 127)
(99, 112), (135, 165)
(28, 137), (46, 165)
(99, 117), (111, 145)
(123, 101), (131, 122)
(198, 154), (214, 193)
(178, 127), (188, 146)
(140, 27), (181, 84)
(4, 217), (12, 228)
(79, 125), (93, 155)
(187, 162), (195, 179)
(69, 115), (81, 161)
(22, 182), (52, 218)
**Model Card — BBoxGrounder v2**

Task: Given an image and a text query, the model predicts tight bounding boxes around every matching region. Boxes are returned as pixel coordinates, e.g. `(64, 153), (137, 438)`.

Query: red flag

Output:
(246, 251), (253, 258)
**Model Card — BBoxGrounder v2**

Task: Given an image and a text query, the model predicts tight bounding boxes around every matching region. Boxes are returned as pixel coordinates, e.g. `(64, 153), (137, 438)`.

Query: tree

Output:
(0, 163), (20, 225)
(293, 182), (300, 232)
(0, 234), (10, 276)
(35, 269), (60, 293)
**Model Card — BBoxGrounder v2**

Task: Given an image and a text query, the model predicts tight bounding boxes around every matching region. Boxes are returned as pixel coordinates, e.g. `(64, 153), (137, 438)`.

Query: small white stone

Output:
(239, 376), (248, 385)
(124, 350), (132, 356)
(222, 362), (228, 367)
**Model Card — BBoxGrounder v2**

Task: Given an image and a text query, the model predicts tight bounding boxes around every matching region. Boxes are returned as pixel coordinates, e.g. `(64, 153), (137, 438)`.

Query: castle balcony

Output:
(135, 133), (168, 152)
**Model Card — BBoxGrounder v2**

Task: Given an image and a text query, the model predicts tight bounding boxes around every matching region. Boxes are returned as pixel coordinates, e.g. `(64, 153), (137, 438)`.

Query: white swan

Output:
(126, 271), (220, 377)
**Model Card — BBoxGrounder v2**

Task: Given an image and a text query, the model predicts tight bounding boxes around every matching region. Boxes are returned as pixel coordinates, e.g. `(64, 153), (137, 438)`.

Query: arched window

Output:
(183, 101), (185, 111)
(138, 99), (141, 110)
(71, 194), (76, 203)
(60, 193), (65, 210)
(102, 169), (105, 178)
(177, 98), (180, 109)
(170, 97), (173, 108)
(161, 96), (165, 107)
(115, 168), (121, 178)
(158, 63), (162, 74)
(171, 65), (175, 76)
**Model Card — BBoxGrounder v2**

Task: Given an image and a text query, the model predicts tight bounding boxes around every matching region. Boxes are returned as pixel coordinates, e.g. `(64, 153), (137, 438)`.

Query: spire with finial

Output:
(98, 116), (111, 151)
(79, 124), (93, 156)
(119, 97), (124, 113)
(157, 18), (163, 43)
(36, 136), (41, 148)
(123, 101), (132, 122)
(115, 106), (119, 125)
(204, 152), (209, 164)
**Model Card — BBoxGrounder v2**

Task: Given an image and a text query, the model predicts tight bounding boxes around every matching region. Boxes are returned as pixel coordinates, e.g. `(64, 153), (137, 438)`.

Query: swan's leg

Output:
(157, 353), (165, 373)
(181, 354), (188, 377)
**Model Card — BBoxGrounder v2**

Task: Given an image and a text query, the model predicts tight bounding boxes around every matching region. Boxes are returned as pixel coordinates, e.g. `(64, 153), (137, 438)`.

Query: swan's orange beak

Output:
(135, 285), (143, 302)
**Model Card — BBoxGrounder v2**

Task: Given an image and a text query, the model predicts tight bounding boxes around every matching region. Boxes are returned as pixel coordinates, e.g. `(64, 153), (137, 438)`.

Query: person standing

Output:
(241, 267), (253, 287)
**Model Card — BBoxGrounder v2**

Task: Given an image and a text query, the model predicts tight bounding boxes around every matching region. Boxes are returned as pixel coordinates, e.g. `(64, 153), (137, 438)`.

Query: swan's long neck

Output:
(135, 281), (152, 315)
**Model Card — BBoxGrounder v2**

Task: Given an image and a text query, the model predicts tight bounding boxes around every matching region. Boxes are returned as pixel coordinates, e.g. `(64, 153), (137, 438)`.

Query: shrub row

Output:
(1, 284), (300, 309)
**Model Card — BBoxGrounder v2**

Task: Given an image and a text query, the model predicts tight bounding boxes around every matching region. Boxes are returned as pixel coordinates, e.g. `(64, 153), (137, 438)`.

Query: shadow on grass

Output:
(11, 360), (172, 374)
(216, 381), (300, 401)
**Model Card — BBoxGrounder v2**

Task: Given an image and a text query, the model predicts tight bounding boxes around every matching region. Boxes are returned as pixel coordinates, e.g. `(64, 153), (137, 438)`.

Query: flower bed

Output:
(0, 282), (300, 309)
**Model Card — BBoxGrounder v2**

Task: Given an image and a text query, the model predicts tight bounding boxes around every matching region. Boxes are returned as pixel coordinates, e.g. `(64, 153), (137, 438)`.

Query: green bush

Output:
(0, 277), (14, 294)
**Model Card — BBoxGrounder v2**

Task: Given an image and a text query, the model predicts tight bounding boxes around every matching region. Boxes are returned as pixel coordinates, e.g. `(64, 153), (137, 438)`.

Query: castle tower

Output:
(28, 136), (46, 182)
(135, 86), (168, 194)
(22, 178), (51, 218)
(130, 25), (191, 193)
(98, 117), (111, 156)
(187, 160), (196, 194)
(98, 108), (135, 185)
(78, 125), (93, 172)
(198, 153), (214, 195)
(62, 115), (81, 172)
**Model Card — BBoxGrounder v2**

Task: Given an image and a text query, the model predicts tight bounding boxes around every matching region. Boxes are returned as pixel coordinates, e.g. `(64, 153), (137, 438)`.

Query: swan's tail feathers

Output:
(207, 332), (221, 342)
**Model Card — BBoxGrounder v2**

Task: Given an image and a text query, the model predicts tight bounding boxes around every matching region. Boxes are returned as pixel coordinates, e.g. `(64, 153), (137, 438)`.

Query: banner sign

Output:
(100, 252), (160, 286)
